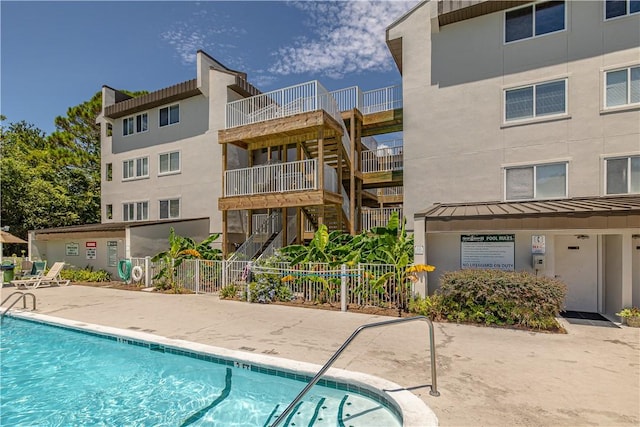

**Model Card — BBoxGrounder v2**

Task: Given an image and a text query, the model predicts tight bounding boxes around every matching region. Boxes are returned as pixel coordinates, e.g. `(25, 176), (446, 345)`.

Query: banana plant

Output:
(151, 228), (221, 291)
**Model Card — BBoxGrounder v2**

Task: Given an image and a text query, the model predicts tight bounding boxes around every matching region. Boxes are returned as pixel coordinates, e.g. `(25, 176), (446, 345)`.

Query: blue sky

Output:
(1, 0), (417, 135)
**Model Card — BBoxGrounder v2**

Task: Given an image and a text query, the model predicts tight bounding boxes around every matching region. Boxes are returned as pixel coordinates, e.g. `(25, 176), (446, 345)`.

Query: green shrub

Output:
(60, 267), (111, 282)
(435, 269), (566, 330)
(409, 294), (441, 318)
(245, 272), (293, 304)
(220, 283), (240, 299)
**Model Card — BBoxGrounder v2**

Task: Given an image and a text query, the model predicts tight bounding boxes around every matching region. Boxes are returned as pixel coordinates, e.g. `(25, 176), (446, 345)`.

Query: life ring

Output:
(131, 266), (144, 282)
(118, 259), (132, 281)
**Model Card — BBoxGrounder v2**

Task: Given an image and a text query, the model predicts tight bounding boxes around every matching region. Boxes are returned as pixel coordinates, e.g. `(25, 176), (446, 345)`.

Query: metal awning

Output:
(416, 195), (640, 232)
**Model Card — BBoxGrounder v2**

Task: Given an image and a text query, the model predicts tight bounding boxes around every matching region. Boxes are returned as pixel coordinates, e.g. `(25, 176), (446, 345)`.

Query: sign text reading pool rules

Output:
(461, 234), (515, 271)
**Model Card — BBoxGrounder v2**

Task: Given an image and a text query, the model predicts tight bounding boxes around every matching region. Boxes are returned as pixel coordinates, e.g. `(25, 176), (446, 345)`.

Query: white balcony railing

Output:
(362, 85), (403, 114)
(329, 85), (402, 114)
(361, 207), (403, 231)
(379, 186), (403, 197)
(224, 159), (340, 197)
(225, 159), (316, 197)
(226, 81), (319, 129)
(329, 86), (363, 112)
(361, 145), (403, 173)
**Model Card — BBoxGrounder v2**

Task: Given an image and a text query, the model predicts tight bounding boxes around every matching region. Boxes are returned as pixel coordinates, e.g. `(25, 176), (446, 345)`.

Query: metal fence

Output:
(123, 258), (413, 311)
(252, 262), (412, 309)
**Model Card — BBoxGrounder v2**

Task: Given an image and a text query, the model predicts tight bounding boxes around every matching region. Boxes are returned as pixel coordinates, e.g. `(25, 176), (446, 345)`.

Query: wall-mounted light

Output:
(576, 235), (590, 240)
(632, 234), (640, 240)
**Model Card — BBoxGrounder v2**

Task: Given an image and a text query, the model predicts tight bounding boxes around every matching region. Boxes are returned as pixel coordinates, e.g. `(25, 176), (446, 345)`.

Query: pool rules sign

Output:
(461, 234), (515, 271)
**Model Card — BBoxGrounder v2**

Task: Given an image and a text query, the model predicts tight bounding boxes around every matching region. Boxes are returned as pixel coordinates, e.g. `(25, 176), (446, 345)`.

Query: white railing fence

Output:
(361, 145), (403, 173)
(362, 85), (403, 114)
(328, 85), (402, 114)
(252, 262), (413, 309)
(122, 258), (415, 310)
(225, 159), (318, 197)
(226, 81), (319, 128)
(379, 186), (403, 197)
(361, 207), (404, 231)
(229, 211), (281, 263)
(329, 86), (363, 111)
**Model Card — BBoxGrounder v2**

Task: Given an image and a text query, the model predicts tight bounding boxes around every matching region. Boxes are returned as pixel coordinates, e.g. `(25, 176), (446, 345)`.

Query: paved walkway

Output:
(2, 285), (639, 426)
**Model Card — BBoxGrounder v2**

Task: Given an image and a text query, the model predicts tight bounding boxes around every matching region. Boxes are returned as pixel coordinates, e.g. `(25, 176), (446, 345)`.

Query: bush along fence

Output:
(127, 257), (414, 312)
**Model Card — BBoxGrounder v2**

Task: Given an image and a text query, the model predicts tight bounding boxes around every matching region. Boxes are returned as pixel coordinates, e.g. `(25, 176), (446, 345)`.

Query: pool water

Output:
(0, 317), (401, 426)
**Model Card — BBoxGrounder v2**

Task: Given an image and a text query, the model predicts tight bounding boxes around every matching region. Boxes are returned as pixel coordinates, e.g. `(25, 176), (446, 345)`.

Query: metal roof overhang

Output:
(416, 196), (640, 232)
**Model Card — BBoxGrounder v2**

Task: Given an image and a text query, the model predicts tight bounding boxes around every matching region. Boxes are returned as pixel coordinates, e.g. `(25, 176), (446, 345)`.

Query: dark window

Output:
(505, 1), (565, 43)
(606, 0), (640, 18)
(106, 163), (112, 182)
(160, 104), (179, 127)
(505, 6), (533, 42)
(106, 204), (113, 220)
(535, 1), (565, 36)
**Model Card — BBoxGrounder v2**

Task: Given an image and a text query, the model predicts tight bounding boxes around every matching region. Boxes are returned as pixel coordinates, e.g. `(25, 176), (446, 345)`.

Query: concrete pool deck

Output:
(2, 285), (638, 426)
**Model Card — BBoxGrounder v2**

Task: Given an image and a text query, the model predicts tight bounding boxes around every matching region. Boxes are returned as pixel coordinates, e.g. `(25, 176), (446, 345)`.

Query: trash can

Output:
(1, 262), (15, 284)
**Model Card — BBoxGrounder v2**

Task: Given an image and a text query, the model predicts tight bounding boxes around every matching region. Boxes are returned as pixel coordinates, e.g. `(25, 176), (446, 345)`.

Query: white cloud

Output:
(269, 0), (419, 78)
(160, 8), (246, 66)
(161, 27), (205, 65)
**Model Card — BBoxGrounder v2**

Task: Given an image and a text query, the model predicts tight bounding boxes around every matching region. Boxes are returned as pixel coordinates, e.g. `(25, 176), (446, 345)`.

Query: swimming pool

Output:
(0, 312), (436, 426)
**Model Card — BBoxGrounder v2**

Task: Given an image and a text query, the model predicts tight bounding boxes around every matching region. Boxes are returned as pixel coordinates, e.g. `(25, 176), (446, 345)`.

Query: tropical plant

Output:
(361, 212), (434, 314)
(277, 224), (359, 266)
(151, 228), (222, 292)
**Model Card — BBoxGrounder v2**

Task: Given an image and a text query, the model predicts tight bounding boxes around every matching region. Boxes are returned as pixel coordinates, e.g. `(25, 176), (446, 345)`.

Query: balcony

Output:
(361, 207), (404, 231)
(224, 159), (339, 197)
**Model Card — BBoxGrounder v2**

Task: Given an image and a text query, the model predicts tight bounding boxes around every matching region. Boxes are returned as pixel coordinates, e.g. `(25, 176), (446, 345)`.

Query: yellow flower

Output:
(406, 264), (436, 273)
(281, 275), (295, 282)
(179, 249), (202, 258)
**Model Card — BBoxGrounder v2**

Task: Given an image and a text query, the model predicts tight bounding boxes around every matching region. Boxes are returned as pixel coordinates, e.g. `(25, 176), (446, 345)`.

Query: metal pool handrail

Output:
(1, 291), (37, 320)
(270, 315), (439, 426)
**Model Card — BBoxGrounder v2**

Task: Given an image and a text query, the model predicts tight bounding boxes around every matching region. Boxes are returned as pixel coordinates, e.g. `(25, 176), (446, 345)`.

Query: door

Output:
(554, 235), (598, 312)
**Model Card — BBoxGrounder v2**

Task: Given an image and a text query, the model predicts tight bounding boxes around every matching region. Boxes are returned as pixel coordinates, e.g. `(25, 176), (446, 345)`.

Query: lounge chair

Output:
(11, 262), (70, 289)
(19, 260), (46, 280)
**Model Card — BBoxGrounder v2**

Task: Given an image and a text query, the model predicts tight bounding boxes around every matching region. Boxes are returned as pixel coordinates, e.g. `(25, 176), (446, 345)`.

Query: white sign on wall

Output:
(86, 248), (97, 260)
(461, 234), (515, 271)
(531, 235), (546, 254)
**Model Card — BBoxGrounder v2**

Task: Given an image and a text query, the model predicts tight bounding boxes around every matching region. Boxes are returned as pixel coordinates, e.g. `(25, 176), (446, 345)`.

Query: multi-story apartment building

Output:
(387, 0), (640, 317)
(99, 51), (258, 242)
(31, 50), (404, 277)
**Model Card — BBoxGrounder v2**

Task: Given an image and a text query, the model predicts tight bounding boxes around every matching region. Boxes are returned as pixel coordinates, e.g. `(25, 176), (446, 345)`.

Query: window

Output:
(106, 204), (113, 220)
(606, 156), (640, 194)
(505, 1), (565, 43)
(106, 123), (113, 137)
(122, 113), (148, 136)
(605, 0), (640, 19)
(106, 163), (112, 182)
(159, 104), (179, 127)
(505, 163), (567, 200)
(122, 157), (149, 180)
(605, 66), (640, 108)
(123, 117), (134, 136)
(159, 151), (180, 174)
(123, 201), (148, 221)
(159, 199), (180, 219)
(505, 79), (567, 122)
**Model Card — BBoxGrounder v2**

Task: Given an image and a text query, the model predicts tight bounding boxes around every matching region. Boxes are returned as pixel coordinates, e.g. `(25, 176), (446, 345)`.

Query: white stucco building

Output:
(387, 0), (640, 317)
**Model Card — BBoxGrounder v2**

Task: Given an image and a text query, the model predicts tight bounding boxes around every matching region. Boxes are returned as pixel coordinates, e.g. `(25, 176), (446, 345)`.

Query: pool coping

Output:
(4, 309), (438, 427)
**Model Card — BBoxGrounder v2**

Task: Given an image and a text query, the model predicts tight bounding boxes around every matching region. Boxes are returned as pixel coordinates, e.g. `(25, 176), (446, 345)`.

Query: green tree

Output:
(1, 89), (147, 253)
(1, 120), (79, 250)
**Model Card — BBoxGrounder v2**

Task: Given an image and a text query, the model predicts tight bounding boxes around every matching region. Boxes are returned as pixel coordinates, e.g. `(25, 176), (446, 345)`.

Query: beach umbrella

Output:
(0, 230), (27, 264)
(0, 230), (27, 244)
